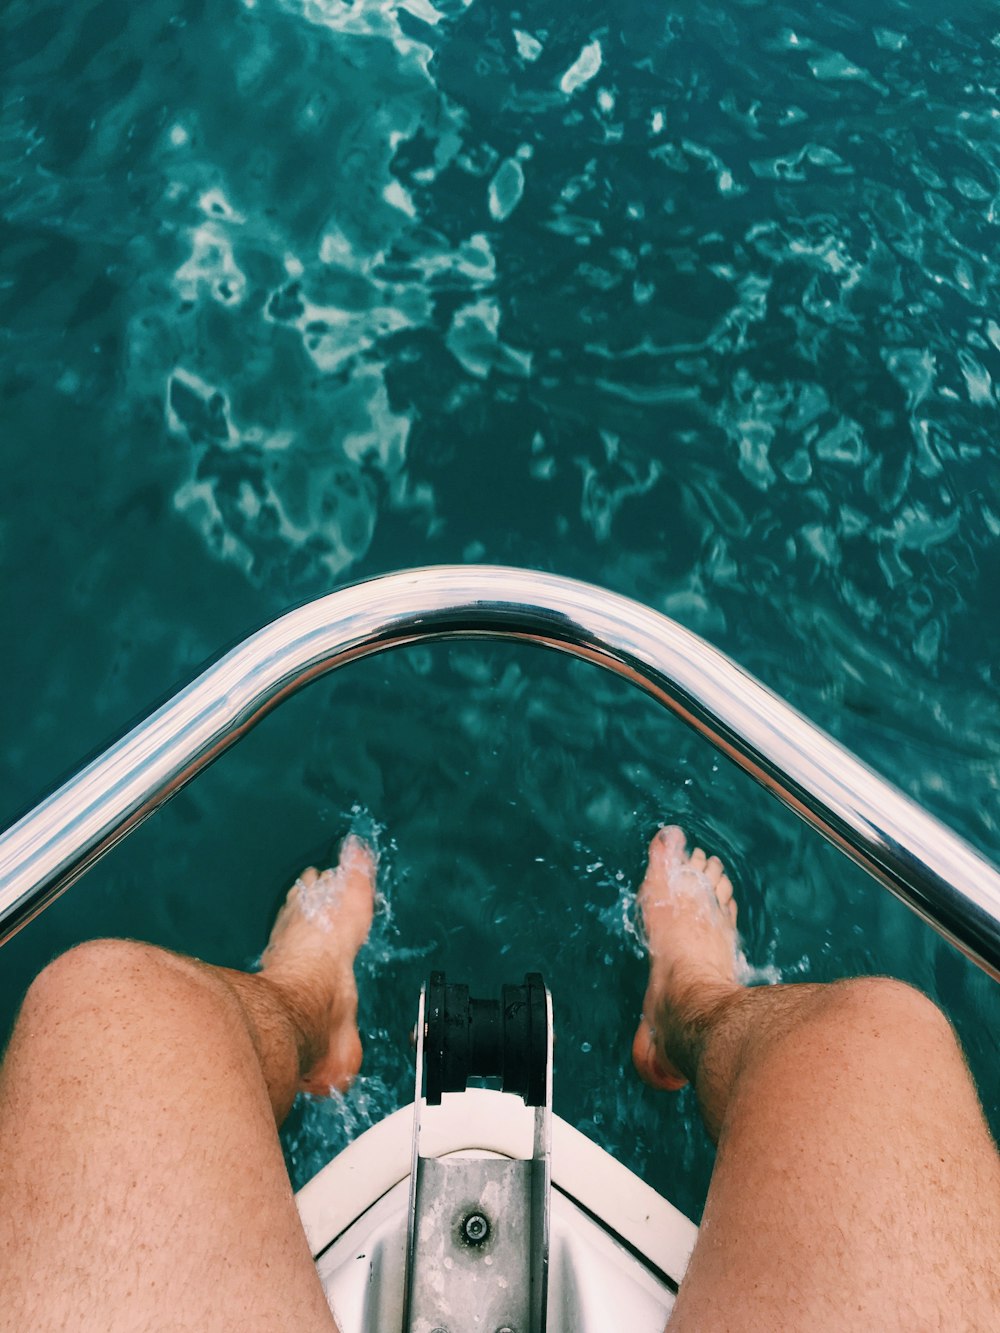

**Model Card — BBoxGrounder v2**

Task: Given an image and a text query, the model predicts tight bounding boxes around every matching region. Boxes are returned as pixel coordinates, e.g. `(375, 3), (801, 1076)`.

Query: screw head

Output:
(462, 1211), (490, 1244)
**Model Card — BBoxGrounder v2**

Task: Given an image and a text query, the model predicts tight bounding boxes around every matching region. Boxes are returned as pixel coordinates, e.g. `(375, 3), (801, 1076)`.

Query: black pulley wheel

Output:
(423, 971), (548, 1106)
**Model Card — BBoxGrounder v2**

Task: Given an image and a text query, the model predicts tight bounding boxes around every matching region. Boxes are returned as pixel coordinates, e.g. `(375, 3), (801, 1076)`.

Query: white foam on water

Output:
(487, 157), (525, 222)
(809, 49), (888, 96)
(958, 348), (994, 406)
(318, 227), (367, 271)
(397, 230), (497, 284)
(282, 1073), (402, 1189)
(266, 284), (426, 375)
(197, 189), (244, 222)
(559, 39), (602, 96)
(166, 367), (239, 446)
(399, 0), (444, 25)
(884, 347), (938, 409)
(446, 299), (532, 378)
(513, 28), (542, 62)
(383, 178), (417, 217)
(736, 957), (781, 986)
(288, 0), (436, 71)
(174, 223), (247, 306)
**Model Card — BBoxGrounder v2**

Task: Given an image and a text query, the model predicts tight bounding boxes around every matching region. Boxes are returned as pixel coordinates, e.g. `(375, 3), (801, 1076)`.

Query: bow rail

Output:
(1, 566), (998, 979)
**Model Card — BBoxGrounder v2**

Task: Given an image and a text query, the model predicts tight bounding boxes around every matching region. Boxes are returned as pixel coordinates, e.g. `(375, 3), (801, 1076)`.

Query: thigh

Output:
(668, 980), (1000, 1332)
(0, 942), (337, 1333)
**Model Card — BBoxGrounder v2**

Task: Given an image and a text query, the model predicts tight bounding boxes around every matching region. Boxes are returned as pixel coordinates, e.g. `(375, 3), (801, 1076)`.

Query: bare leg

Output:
(0, 835), (375, 1332)
(633, 826), (1000, 1332)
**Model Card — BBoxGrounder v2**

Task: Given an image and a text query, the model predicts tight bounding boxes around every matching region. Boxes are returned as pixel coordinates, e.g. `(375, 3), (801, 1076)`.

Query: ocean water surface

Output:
(2, 0), (999, 1219)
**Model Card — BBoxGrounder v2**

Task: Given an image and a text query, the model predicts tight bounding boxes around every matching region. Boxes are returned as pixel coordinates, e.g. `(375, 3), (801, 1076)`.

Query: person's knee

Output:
(831, 974), (946, 1019)
(20, 939), (181, 1025)
(736, 977), (967, 1116)
(826, 975), (957, 1051)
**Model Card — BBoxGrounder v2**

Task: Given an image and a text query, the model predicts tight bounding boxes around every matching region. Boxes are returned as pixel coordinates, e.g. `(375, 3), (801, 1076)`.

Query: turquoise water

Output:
(2, 0), (999, 1221)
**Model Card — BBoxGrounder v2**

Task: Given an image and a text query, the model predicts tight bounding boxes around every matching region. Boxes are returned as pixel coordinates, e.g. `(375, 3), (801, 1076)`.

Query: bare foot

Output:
(632, 825), (743, 1091)
(261, 834), (376, 1095)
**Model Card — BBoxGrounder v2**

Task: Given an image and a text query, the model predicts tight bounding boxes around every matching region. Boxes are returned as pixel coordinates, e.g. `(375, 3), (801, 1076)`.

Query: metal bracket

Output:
(403, 974), (553, 1333)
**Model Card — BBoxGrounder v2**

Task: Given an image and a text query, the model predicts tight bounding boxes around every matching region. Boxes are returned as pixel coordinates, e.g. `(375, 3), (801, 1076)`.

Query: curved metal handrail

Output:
(1, 566), (998, 979)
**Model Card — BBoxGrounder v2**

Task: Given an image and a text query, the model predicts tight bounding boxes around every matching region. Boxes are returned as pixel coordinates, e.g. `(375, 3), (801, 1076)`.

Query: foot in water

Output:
(632, 825), (744, 1091)
(261, 834), (376, 1095)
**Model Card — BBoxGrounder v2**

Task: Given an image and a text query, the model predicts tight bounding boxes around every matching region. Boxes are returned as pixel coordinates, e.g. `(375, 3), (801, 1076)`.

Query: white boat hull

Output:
(297, 1089), (697, 1331)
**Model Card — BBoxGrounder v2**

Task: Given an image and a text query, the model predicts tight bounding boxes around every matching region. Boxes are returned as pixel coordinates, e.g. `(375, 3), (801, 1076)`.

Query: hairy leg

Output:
(0, 837), (375, 1333)
(633, 826), (1000, 1332)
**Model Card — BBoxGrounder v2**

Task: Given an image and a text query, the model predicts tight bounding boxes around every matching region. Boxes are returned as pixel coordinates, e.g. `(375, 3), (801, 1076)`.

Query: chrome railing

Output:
(1, 566), (998, 979)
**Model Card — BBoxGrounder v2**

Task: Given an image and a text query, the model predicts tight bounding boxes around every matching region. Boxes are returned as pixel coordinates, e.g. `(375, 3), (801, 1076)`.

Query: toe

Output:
(335, 841), (377, 944)
(716, 873), (734, 907)
(339, 833), (377, 881)
(296, 866), (319, 890)
(690, 846), (707, 871)
(728, 898), (738, 926)
(651, 825), (686, 860)
(705, 855), (724, 886)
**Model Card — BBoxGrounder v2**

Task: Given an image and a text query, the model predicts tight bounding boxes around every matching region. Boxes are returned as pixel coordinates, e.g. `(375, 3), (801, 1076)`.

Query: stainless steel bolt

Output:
(463, 1211), (489, 1243)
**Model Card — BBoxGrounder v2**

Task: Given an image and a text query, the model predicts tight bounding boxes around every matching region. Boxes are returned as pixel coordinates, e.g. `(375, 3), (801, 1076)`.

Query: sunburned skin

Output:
(261, 833), (376, 1095)
(631, 824), (745, 1092)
